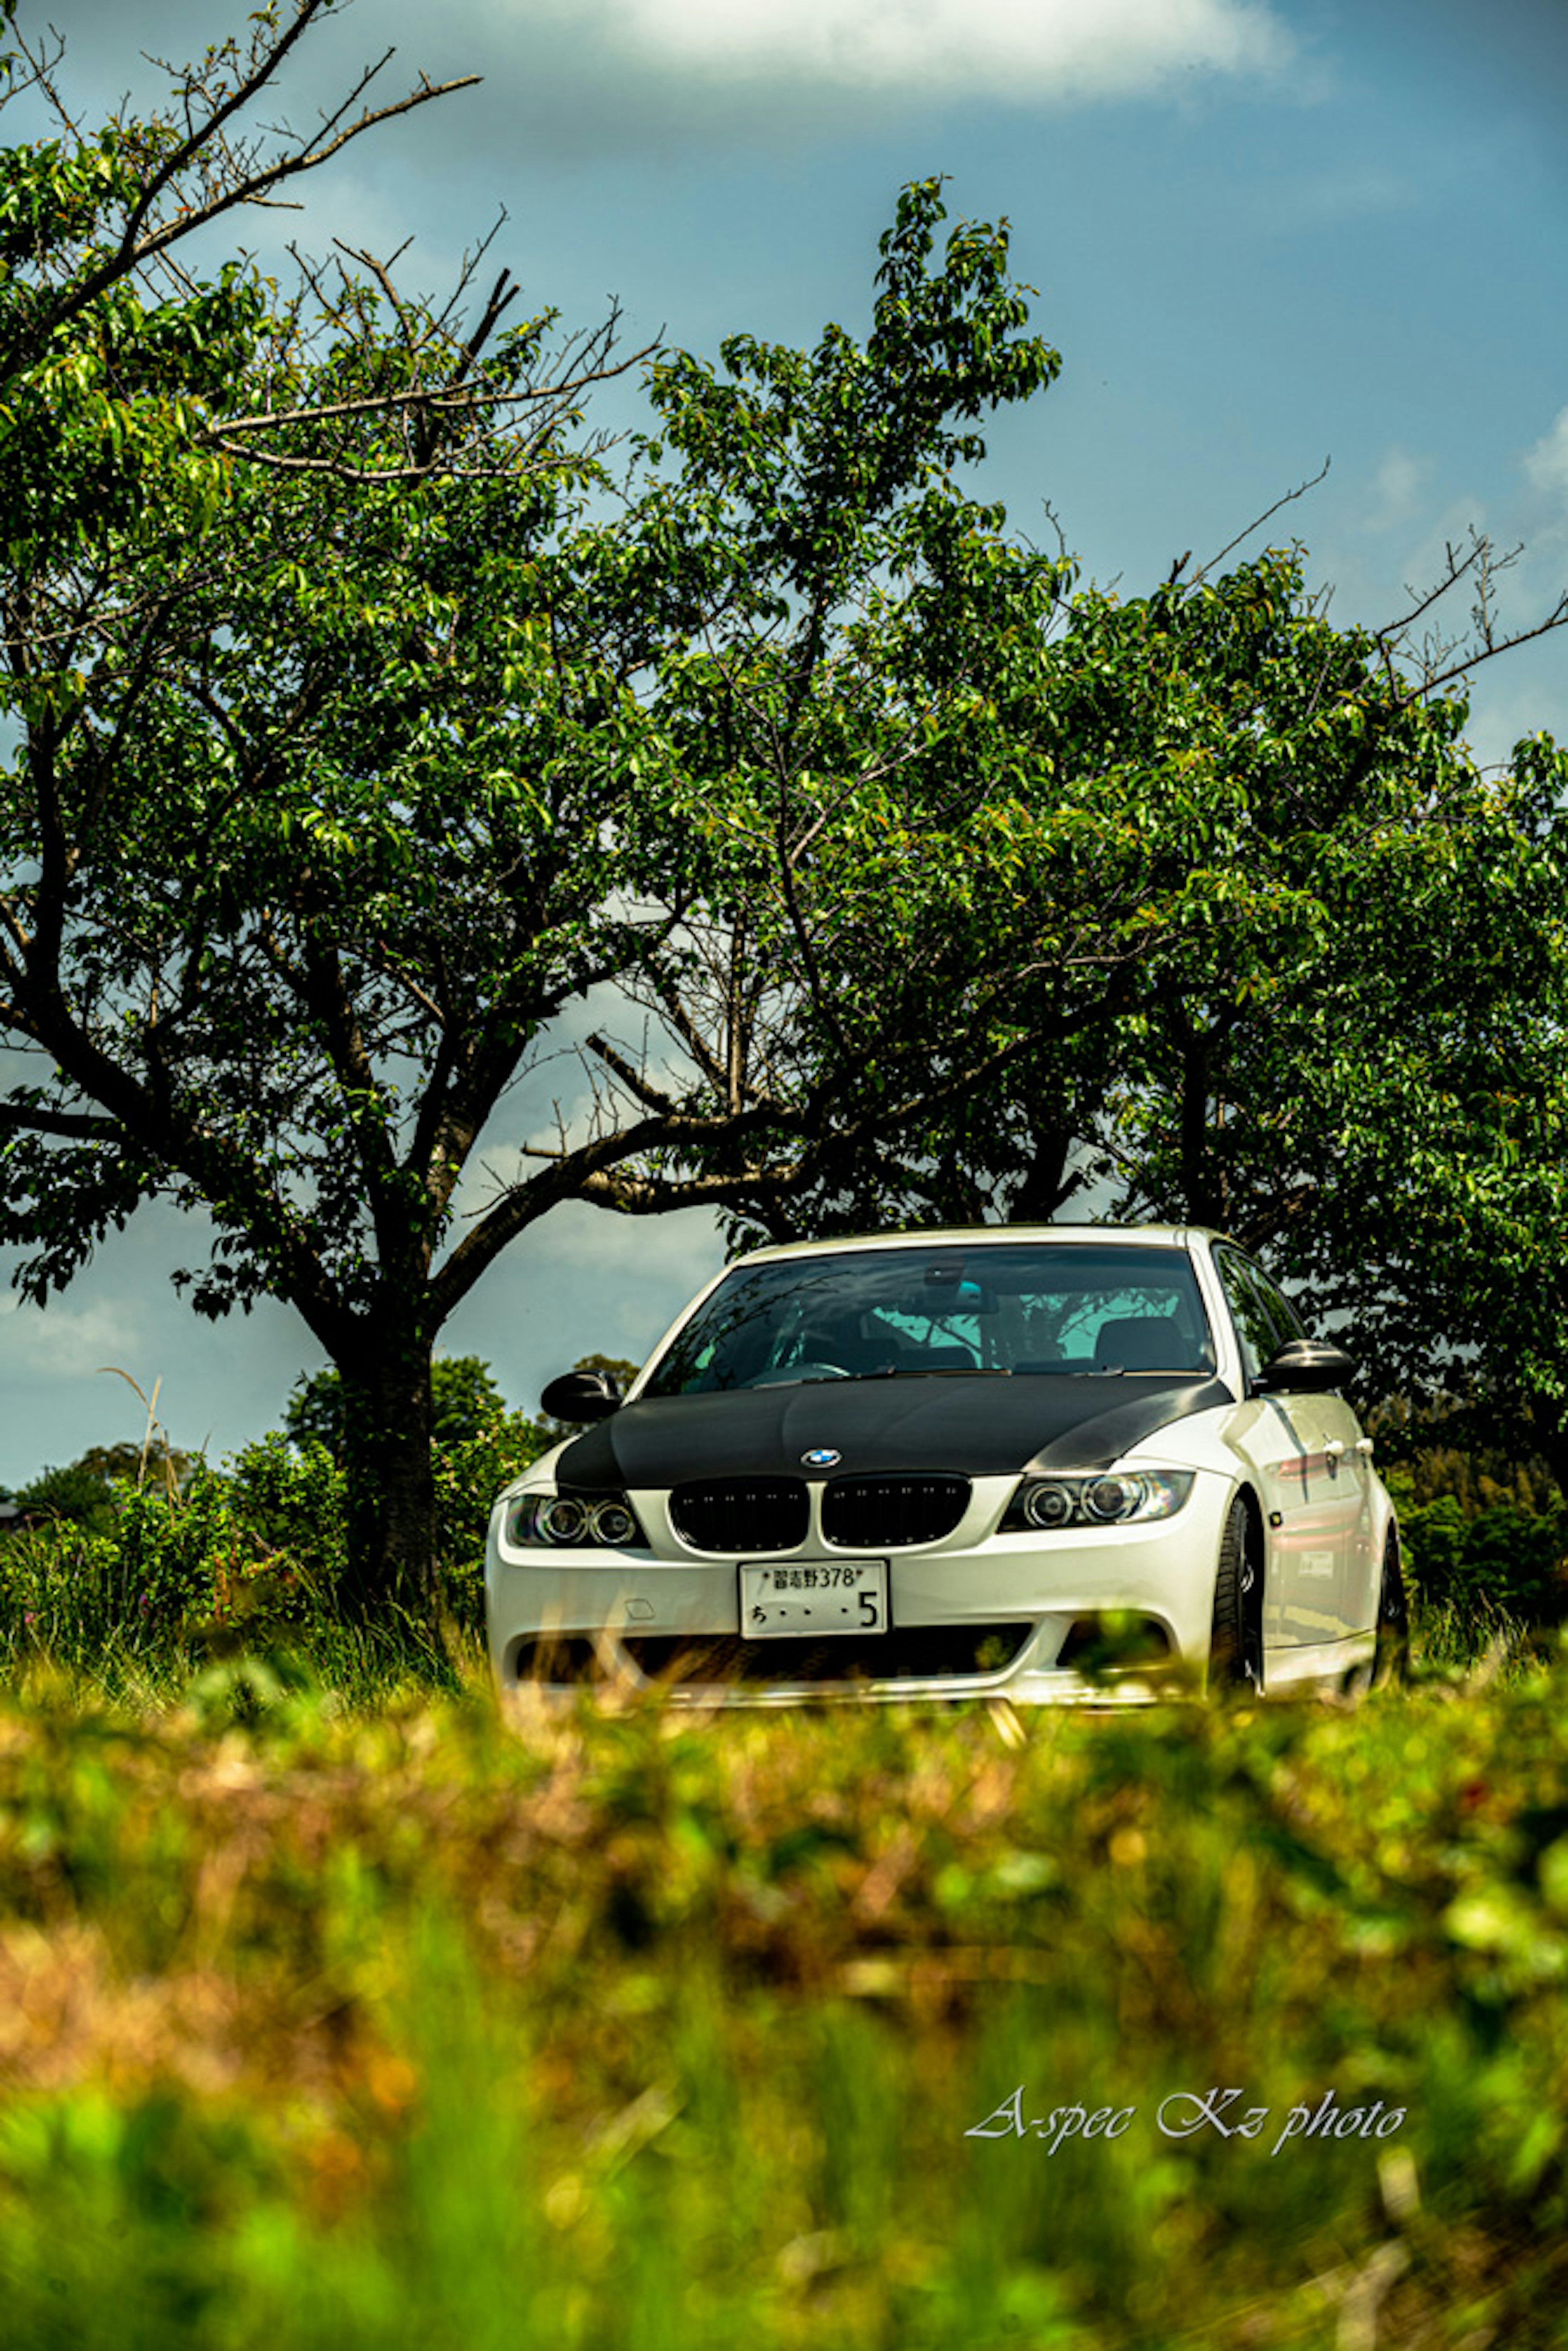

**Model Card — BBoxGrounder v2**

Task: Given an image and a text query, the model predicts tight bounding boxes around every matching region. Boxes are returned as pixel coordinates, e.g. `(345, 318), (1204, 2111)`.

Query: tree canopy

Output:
(717, 544), (1568, 1475)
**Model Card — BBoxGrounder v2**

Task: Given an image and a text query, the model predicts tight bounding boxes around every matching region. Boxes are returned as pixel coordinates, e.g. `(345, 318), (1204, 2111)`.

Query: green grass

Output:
(2, 1647), (1568, 2347)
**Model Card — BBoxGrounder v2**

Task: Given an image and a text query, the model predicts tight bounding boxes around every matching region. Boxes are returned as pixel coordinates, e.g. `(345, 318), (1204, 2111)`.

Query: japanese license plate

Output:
(740, 1558), (889, 1637)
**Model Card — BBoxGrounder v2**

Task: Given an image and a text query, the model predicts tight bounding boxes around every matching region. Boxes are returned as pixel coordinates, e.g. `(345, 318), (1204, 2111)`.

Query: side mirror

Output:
(540, 1369), (622, 1423)
(1253, 1337), (1356, 1395)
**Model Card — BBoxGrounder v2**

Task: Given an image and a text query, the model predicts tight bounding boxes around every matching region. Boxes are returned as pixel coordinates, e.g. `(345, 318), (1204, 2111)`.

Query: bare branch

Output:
(0, 894), (32, 963)
(372, 944), (447, 1029)
(1370, 524), (1568, 705)
(201, 312), (655, 483)
(1382, 529), (1498, 642)
(1396, 590), (1568, 705)
(2, 20), (78, 128)
(584, 1031), (680, 1115)
(430, 994), (1068, 1323)
(1191, 457), (1331, 585)
(626, 958), (733, 1094)
(32, 6), (480, 343)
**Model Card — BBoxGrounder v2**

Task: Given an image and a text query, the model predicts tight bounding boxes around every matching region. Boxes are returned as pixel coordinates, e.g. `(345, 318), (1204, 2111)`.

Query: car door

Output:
(1214, 1250), (1363, 1649)
(1245, 1261), (1379, 1640)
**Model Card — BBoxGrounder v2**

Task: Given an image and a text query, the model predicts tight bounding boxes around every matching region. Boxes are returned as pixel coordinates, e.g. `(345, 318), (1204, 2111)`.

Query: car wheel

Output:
(1372, 1531), (1410, 1688)
(1208, 1495), (1261, 1696)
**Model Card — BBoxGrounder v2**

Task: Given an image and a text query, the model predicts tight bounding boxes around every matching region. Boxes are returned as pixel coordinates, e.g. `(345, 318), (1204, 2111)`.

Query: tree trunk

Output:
(1523, 1399), (1568, 1508)
(1176, 1023), (1226, 1231)
(1007, 1120), (1082, 1222)
(335, 1330), (441, 1627)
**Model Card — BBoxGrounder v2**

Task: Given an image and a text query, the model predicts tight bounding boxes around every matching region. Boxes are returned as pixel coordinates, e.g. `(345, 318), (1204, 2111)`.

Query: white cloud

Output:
(23, 0), (1301, 181)
(0, 1292), (145, 1388)
(1365, 444), (1433, 532)
(1524, 406), (1568, 501)
(540, 1199), (724, 1275)
(609, 0), (1292, 97)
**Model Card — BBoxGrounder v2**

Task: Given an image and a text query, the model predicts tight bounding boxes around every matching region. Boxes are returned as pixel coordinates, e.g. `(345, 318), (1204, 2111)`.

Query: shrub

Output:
(433, 1406), (553, 1630)
(8, 1458), (121, 1538)
(1401, 1494), (1568, 1626)
(225, 1435), (348, 1583)
(0, 1402), (555, 1690)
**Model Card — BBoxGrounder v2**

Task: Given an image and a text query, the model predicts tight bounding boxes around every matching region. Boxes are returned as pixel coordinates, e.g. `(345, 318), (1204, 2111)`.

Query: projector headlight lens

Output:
(504, 1491), (647, 1549)
(1024, 1482), (1076, 1529)
(589, 1499), (638, 1547)
(1004, 1471), (1195, 1533)
(539, 1495), (588, 1544)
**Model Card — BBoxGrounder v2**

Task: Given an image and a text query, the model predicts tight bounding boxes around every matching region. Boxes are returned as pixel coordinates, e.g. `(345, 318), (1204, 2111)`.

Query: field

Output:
(2, 1626), (1567, 2350)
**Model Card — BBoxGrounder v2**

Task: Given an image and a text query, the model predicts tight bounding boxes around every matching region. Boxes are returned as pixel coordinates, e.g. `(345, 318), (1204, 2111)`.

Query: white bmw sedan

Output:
(485, 1225), (1405, 1704)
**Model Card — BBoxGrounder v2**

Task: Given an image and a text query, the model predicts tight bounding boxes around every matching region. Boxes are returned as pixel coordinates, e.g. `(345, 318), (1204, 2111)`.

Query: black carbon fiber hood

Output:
(554, 1374), (1234, 1487)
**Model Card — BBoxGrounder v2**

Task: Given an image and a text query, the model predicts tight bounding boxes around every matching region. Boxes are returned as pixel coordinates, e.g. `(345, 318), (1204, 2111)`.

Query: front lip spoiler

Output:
(503, 1669), (1187, 1711)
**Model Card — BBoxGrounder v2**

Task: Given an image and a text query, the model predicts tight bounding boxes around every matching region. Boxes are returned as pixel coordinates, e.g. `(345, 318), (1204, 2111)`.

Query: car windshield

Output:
(641, 1242), (1216, 1396)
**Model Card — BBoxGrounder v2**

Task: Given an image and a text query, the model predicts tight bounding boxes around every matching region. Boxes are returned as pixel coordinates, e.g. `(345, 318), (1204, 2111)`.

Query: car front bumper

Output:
(485, 1469), (1234, 1705)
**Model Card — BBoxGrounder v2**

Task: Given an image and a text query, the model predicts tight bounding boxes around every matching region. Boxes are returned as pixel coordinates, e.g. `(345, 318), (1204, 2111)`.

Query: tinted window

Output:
(1253, 1266), (1305, 1345)
(642, 1243), (1216, 1397)
(1215, 1249), (1304, 1381)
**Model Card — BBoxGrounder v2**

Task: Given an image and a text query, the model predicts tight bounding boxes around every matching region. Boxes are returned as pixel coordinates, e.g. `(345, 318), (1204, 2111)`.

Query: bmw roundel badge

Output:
(801, 1448), (842, 1468)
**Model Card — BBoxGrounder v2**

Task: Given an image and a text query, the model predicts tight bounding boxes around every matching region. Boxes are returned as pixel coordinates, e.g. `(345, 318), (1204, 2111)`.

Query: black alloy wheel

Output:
(1372, 1531), (1410, 1688)
(1208, 1495), (1262, 1696)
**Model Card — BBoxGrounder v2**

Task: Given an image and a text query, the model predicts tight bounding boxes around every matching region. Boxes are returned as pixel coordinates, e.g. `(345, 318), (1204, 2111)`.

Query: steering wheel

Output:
(749, 1359), (854, 1384)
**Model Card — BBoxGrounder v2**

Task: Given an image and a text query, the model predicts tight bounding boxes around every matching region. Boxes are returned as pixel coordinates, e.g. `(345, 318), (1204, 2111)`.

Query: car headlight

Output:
(504, 1490), (647, 1549)
(999, 1471), (1195, 1533)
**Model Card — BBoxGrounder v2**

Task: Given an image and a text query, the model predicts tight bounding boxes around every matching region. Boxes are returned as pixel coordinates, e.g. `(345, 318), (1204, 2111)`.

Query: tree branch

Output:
(1191, 457), (1331, 586)
(584, 1030), (681, 1115)
(429, 1015), (1056, 1324)
(38, 20), (479, 345)
(0, 1099), (121, 1142)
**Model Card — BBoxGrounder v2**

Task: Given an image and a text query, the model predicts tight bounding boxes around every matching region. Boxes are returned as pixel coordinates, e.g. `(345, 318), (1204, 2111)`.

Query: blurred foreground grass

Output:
(2, 1654), (1568, 2347)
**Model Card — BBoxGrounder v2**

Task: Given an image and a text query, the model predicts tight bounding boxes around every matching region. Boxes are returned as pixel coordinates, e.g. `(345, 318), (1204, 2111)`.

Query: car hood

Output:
(555, 1374), (1233, 1486)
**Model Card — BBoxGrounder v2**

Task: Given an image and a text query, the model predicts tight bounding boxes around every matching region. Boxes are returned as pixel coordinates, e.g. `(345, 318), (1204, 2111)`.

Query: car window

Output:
(1251, 1265), (1306, 1345)
(1214, 1249), (1281, 1384)
(1214, 1250), (1307, 1383)
(641, 1243), (1217, 1396)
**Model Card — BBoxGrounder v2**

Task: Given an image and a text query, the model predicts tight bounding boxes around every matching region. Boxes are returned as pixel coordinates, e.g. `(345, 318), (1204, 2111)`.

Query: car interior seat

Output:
(1093, 1315), (1194, 1371)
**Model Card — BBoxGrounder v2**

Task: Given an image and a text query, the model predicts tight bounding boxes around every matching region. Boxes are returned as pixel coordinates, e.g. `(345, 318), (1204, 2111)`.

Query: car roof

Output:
(731, 1222), (1220, 1268)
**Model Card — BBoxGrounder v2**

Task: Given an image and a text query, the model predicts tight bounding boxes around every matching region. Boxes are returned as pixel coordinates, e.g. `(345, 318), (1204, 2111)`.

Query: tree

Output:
(1043, 556), (1568, 1486)
(76, 1438), (192, 1491)
(285, 1355), (508, 1460)
(10, 1456), (120, 1534)
(706, 539), (1568, 1485)
(0, 8), (1094, 1624)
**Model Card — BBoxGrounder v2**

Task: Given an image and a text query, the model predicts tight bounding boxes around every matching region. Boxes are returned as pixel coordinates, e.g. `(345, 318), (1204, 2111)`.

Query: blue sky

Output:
(2, 0), (1566, 1487)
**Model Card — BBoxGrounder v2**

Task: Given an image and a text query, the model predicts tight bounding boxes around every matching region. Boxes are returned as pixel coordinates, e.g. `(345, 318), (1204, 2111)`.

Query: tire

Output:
(1372, 1530), (1410, 1688)
(1208, 1495), (1261, 1696)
